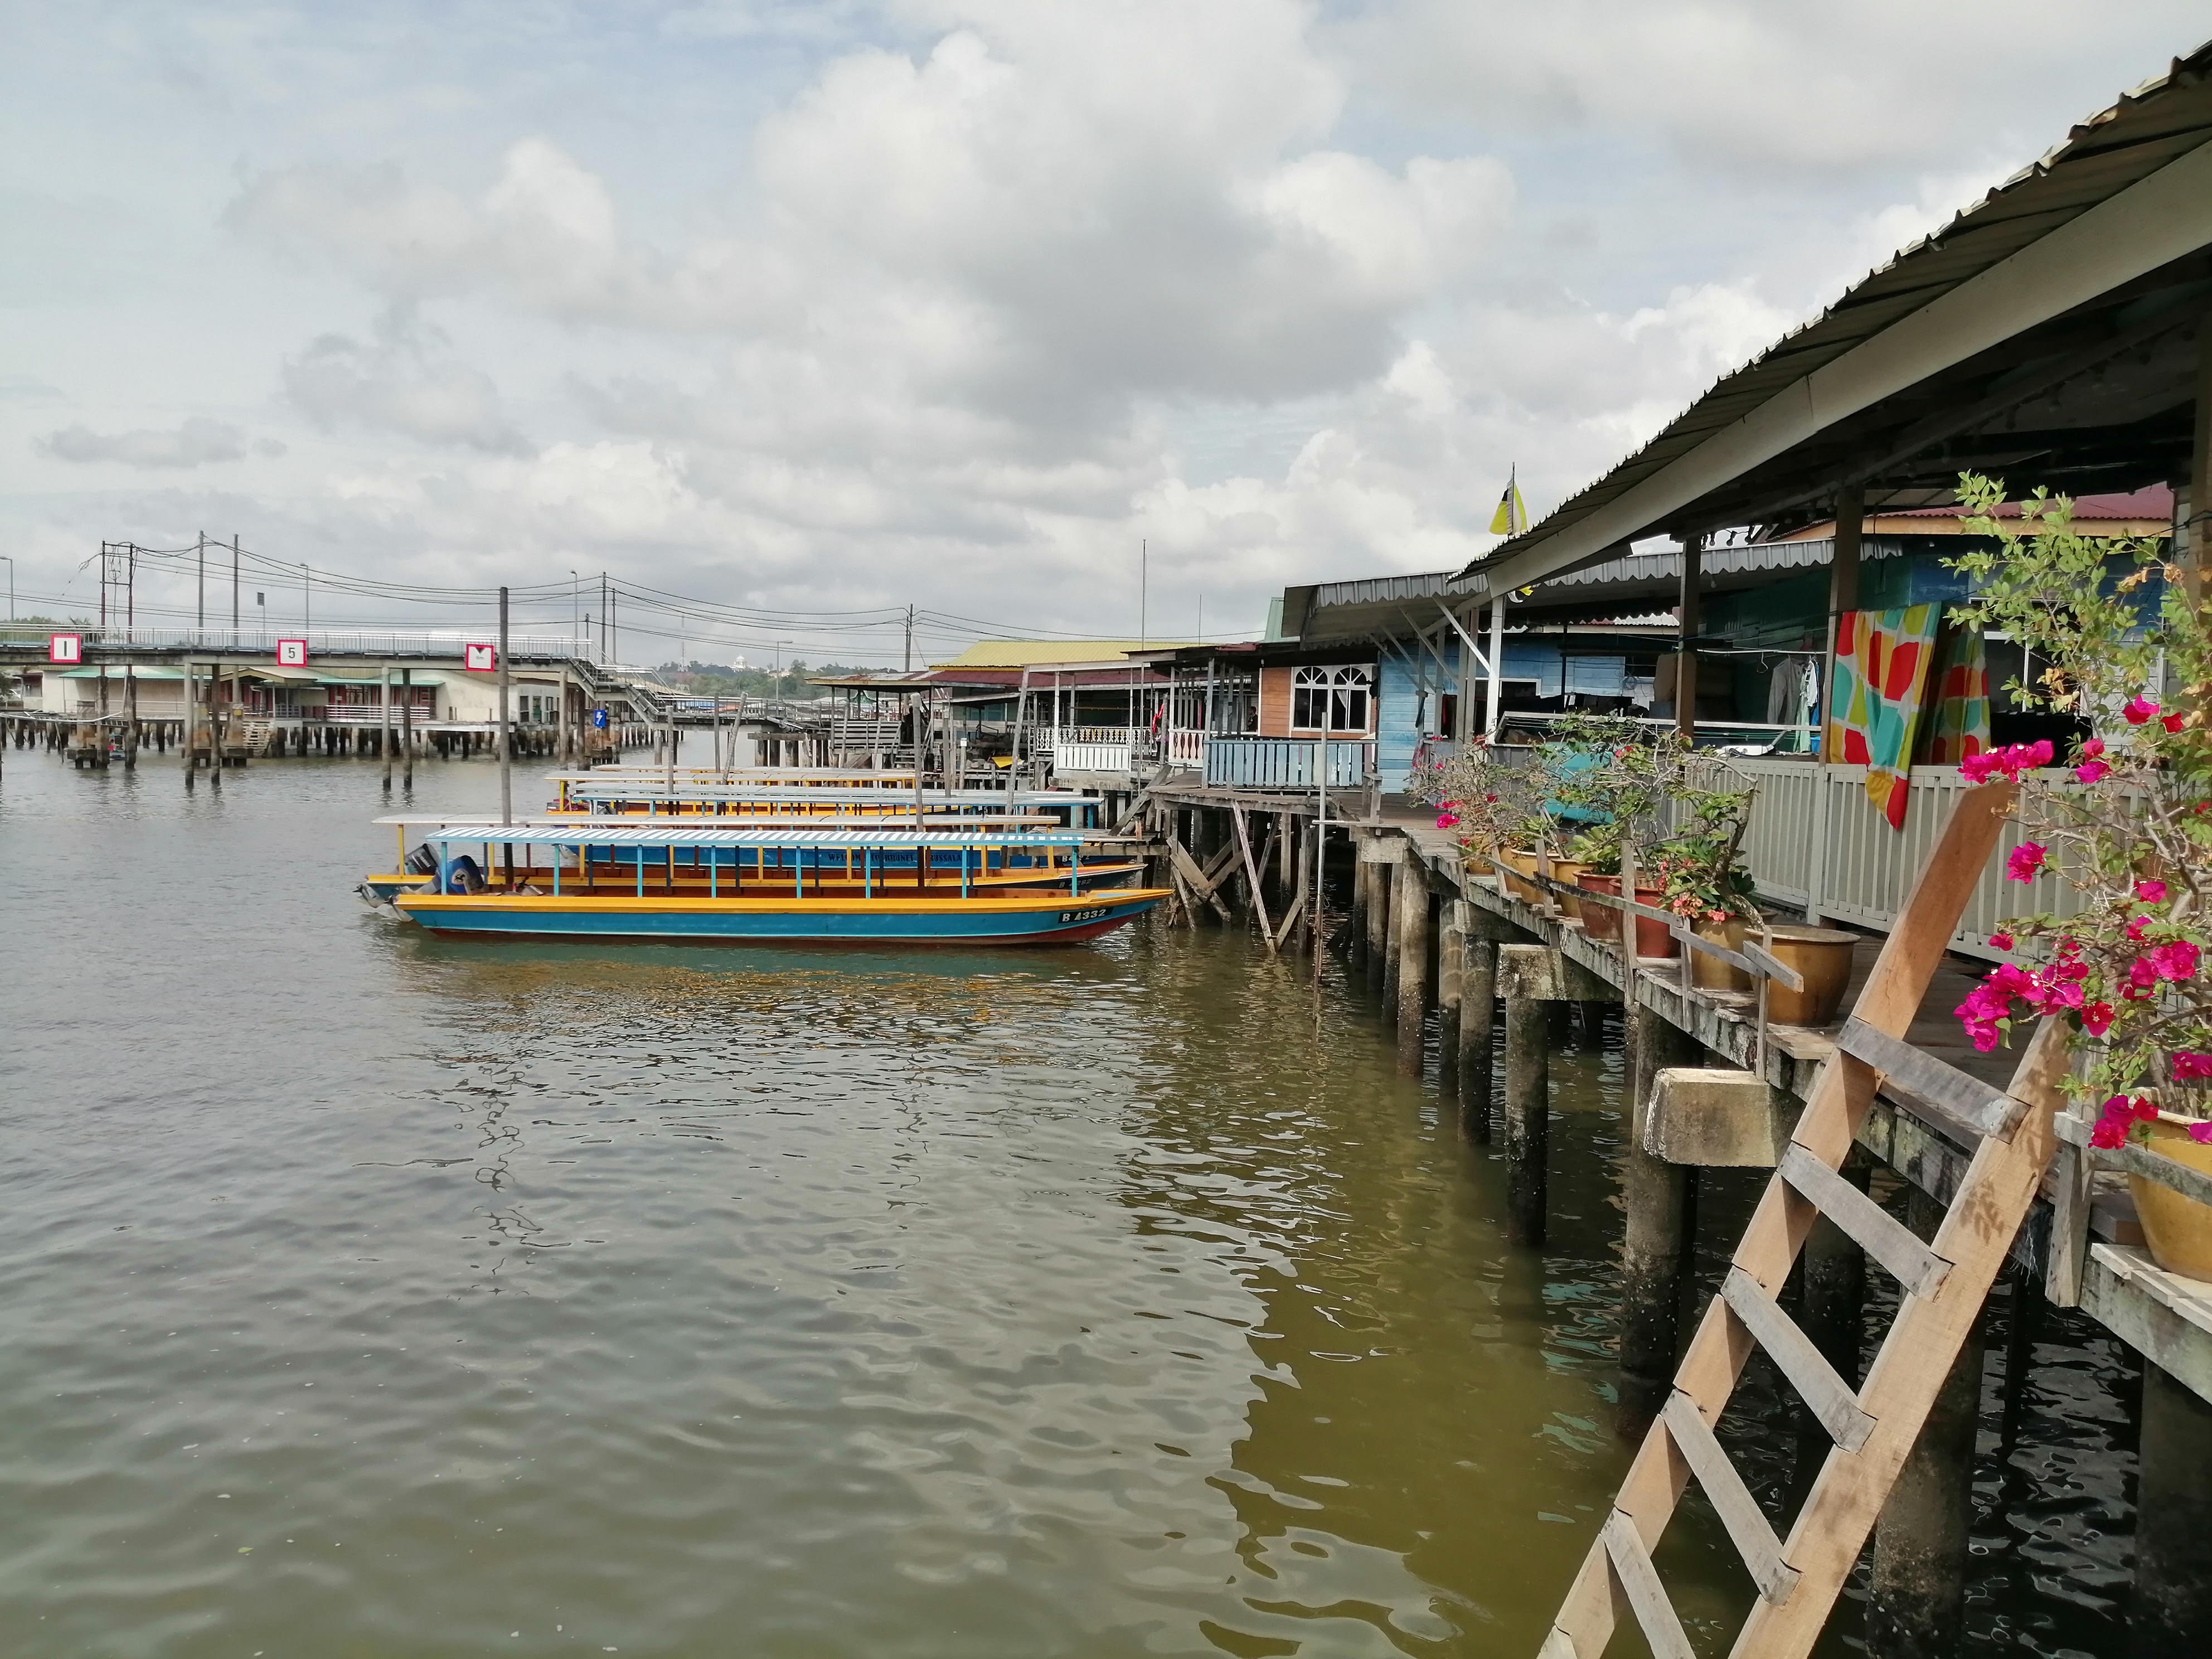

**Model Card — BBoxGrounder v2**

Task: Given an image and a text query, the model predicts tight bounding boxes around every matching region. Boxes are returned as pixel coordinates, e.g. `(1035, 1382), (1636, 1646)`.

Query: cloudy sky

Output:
(4, 2), (2205, 664)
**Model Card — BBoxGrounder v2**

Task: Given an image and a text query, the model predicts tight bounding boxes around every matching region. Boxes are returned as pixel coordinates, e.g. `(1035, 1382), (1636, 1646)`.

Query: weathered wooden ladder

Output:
(1540, 781), (2068, 1659)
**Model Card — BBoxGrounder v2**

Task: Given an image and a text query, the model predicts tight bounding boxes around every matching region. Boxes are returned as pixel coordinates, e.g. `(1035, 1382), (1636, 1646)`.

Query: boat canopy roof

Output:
(558, 783), (1088, 806)
(395, 821), (1090, 850)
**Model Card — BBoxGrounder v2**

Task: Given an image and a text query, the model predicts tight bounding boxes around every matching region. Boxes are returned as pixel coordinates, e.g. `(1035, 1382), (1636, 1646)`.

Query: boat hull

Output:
(391, 888), (1169, 945)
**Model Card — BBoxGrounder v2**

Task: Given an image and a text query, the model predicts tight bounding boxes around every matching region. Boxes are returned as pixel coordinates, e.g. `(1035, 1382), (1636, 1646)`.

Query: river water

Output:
(0, 751), (2140, 1656)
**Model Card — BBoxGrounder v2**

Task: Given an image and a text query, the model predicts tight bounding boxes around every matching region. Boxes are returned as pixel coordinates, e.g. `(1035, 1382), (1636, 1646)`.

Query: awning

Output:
(378, 821), (1088, 850)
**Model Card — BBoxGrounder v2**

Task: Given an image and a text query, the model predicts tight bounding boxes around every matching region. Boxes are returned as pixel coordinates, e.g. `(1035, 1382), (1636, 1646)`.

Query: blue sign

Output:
(591, 708), (609, 730)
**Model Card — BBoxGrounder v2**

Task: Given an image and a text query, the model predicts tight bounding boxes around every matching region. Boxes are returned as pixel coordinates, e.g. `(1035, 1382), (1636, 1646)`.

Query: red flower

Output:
(2136, 879), (2169, 904)
(2126, 915), (2149, 943)
(2005, 842), (2048, 881)
(2162, 714), (2185, 734)
(2124, 696), (2160, 725)
(2080, 738), (2105, 759)
(1436, 812), (1461, 828)
(2191, 1122), (2212, 1145)
(1988, 930), (2014, 950)
(2082, 1001), (2116, 1036)
(2075, 759), (2111, 784)
(2147, 940), (2201, 982)
(2170, 1052), (2212, 1080)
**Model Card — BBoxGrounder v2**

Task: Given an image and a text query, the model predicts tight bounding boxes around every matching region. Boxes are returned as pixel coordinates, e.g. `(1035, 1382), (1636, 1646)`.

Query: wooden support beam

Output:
(1602, 1512), (1697, 1659)
(1233, 807), (1275, 950)
(1837, 1018), (2027, 1140)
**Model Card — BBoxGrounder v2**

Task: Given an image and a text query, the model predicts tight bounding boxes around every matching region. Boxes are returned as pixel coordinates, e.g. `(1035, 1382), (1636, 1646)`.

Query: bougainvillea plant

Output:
(1943, 473), (2212, 1148)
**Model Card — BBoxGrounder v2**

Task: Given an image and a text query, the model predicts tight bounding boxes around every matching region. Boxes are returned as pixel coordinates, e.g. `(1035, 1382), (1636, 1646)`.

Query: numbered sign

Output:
(464, 642), (497, 673)
(47, 633), (82, 664)
(276, 638), (308, 667)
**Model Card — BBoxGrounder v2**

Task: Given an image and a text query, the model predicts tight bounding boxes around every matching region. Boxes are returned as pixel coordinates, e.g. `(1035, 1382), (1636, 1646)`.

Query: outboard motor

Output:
(442, 854), (487, 894)
(404, 842), (441, 876)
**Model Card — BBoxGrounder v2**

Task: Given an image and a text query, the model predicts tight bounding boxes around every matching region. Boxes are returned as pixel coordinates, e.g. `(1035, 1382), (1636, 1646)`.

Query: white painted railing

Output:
(1205, 736), (1372, 789)
(1706, 758), (2077, 961)
(1166, 729), (1205, 764)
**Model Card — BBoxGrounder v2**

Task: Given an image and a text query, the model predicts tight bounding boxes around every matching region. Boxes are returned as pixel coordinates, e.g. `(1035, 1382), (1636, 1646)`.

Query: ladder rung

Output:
(1601, 1511), (1697, 1659)
(1836, 1018), (2025, 1139)
(1721, 1267), (1876, 1452)
(1777, 1144), (1952, 1299)
(1660, 1391), (1802, 1604)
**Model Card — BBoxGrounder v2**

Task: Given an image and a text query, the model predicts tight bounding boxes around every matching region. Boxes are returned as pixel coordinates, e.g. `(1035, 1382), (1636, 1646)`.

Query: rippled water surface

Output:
(0, 753), (2136, 1656)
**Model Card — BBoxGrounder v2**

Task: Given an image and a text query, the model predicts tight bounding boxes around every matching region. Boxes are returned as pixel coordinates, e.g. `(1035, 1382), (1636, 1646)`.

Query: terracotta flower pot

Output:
(2131, 1117), (2212, 1280)
(1549, 859), (1589, 919)
(1758, 925), (1858, 1026)
(1575, 874), (1677, 958)
(1499, 848), (1544, 904)
(1690, 916), (1752, 992)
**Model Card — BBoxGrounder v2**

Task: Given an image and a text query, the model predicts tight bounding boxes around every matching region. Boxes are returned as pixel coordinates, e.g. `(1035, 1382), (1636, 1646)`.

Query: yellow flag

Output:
(1488, 472), (1528, 536)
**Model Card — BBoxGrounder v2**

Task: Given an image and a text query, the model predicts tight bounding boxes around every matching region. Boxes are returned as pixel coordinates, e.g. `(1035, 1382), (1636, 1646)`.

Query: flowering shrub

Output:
(1942, 474), (2212, 1138)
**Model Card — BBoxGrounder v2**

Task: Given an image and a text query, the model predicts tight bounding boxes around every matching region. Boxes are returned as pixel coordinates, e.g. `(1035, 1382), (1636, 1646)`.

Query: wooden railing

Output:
(1204, 736), (1372, 790)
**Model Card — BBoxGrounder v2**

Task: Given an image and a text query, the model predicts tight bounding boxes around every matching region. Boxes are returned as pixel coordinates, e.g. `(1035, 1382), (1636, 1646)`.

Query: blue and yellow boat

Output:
(381, 822), (1167, 945)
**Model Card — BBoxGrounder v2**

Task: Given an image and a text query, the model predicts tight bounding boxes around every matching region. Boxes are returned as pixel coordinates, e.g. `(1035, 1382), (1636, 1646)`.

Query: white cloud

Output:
(8, 0), (2202, 651)
(37, 416), (254, 468)
(283, 307), (530, 454)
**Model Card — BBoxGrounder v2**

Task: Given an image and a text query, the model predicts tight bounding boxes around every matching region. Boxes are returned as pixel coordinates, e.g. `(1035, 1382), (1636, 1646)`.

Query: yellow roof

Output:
(932, 639), (1193, 669)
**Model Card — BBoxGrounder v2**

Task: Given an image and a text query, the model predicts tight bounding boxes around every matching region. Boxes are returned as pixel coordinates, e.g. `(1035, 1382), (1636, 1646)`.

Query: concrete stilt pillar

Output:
(1502, 990), (1549, 1245)
(1348, 860), (1371, 973)
(1459, 936), (1497, 1142)
(1366, 860), (1391, 995)
(1395, 861), (1430, 1075)
(1437, 904), (1465, 1099)
(1619, 1000), (1698, 1434)
(1869, 1189), (1983, 1659)
(1381, 860), (1402, 1012)
(2133, 1359), (2212, 1656)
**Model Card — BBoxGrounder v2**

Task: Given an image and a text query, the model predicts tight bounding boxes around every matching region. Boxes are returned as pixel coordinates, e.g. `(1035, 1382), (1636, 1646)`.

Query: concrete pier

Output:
(1619, 1000), (1701, 1434)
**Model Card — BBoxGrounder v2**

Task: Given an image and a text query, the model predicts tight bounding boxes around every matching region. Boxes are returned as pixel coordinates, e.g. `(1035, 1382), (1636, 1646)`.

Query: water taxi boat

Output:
(378, 822), (1168, 945)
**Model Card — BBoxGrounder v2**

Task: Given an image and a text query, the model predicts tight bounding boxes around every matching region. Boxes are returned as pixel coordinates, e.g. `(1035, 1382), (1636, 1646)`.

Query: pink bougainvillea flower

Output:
(2081, 1001), (2116, 1036)
(2170, 1052), (2212, 1080)
(2006, 842), (2048, 881)
(2124, 696), (2160, 725)
(2026, 739), (2054, 768)
(2126, 914), (2150, 943)
(2133, 1097), (2161, 1123)
(2126, 957), (2160, 998)
(1435, 812), (1460, 828)
(1959, 751), (2004, 783)
(2136, 879), (2169, 904)
(2090, 1096), (2135, 1148)
(1989, 930), (2014, 950)
(2191, 1122), (2212, 1145)
(2148, 939), (2201, 982)
(2163, 713), (2186, 734)
(2080, 738), (2105, 759)
(2075, 759), (2111, 783)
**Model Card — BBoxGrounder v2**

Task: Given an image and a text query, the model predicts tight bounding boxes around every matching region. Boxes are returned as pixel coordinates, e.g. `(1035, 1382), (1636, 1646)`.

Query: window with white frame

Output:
(1291, 665), (1371, 733)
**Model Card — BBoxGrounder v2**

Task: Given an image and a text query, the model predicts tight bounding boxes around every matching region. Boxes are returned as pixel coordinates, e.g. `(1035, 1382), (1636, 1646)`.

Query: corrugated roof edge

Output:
(1454, 38), (2212, 584)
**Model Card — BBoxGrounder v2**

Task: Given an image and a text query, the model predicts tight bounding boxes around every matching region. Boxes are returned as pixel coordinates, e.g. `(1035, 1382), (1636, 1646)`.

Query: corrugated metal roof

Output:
(1460, 42), (2212, 589)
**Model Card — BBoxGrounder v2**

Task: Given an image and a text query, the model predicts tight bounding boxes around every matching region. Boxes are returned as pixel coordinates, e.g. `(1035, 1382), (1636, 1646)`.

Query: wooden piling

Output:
(1619, 999), (1701, 1434)
(1437, 905), (1464, 1097)
(1395, 857), (1430, 1075)
(1502, 987), (1549, 1245)
(1459, 932), (1497, 1141)
(2135, 1359), (2212, 1656)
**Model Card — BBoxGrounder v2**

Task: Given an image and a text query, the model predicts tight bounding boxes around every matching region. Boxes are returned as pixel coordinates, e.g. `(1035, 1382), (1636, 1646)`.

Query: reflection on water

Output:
(0, 754), (2134, 1656)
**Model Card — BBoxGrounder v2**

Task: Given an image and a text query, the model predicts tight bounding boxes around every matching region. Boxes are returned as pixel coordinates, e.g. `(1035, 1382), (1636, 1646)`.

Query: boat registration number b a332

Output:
(1058, 906), (1111, 925)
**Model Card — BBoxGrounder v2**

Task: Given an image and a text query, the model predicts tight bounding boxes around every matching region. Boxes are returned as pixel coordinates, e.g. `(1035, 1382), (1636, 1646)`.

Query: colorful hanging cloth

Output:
(1825, 604), (1940, 830)
(1913, 616), (1991, 767)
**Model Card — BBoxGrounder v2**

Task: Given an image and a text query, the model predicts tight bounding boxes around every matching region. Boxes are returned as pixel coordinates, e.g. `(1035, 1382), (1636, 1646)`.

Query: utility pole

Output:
(304, 563), (312, 638)
(904, 604), (914, 674)
(498, 585), (512, 828)
(1139, 538), (1147, 650)
(196, 532), (206, 631)
(231, 537), (240, 636)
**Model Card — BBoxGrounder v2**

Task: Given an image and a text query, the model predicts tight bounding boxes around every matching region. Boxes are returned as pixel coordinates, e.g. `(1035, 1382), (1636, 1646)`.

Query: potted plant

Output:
(1943, 474), (2212, 1275)
(1647, 785), (1761, 989)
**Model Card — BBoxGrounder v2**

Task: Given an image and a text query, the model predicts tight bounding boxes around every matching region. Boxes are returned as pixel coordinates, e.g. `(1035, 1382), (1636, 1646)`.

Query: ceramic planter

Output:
(2131, 1117), (2212, 1280)
(1759, 925), (1858, 1026)
(1499, 849), (1544, 905)
(1690, 916), (1752, 992)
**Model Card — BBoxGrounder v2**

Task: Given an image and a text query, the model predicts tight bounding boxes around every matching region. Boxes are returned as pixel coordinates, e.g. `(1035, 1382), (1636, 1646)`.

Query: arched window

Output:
(1291, 665), (1371, 733)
